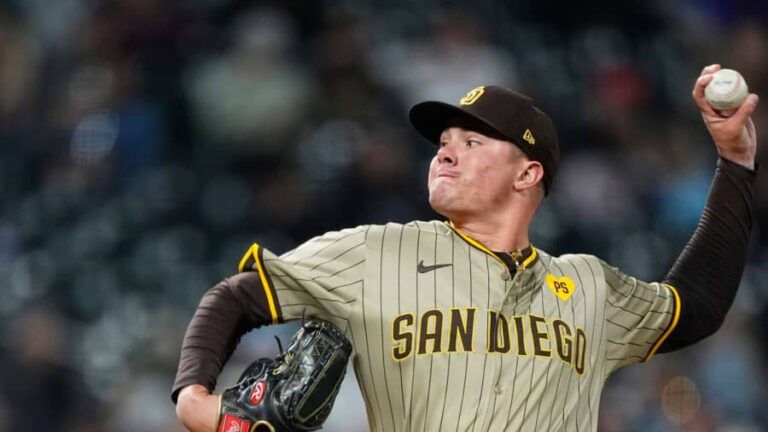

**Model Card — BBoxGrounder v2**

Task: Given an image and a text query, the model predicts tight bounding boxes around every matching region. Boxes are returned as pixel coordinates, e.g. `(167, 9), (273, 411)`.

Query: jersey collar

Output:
(444, 221), (539, 271)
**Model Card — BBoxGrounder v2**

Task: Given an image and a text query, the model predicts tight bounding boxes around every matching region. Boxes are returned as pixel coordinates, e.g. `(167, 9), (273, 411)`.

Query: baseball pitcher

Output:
(173, 64), (759, 431)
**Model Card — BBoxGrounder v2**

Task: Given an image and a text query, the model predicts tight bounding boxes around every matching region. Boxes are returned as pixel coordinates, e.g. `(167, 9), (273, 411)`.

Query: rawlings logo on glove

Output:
(217, 320), (352, 432)
(218, 414), (251, 432)
(249, 381), (267, 406)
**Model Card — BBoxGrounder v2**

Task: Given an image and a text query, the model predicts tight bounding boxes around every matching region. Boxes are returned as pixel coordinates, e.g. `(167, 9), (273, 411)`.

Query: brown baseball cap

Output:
(409, 85), (559, 195)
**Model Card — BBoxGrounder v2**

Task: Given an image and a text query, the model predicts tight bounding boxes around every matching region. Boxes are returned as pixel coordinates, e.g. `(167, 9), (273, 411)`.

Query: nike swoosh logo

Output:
(417, 260), (453, 273)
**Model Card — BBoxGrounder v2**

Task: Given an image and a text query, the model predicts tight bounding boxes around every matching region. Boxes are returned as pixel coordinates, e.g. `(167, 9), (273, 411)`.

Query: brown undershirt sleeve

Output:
(660, 157), (757, 352)
(171, 272), (275, 403)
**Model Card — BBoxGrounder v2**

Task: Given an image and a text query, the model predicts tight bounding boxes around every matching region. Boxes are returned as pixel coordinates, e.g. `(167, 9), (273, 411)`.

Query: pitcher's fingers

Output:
(729, 94), (760, 125)
(699, 63), (721, 77)
(693, 74), (718, 113)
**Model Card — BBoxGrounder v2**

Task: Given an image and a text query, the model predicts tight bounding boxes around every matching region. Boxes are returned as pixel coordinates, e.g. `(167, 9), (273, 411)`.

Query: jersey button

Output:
(494, 384), (504, 394)
(500, 271), (510, 281)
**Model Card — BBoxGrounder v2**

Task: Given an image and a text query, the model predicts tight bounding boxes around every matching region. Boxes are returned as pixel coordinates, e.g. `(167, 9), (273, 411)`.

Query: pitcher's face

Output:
(428, 127), (531, 218)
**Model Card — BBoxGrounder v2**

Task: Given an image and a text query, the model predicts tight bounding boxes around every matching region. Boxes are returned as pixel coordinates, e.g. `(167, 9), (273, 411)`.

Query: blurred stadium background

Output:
(1, 0), (767, 430)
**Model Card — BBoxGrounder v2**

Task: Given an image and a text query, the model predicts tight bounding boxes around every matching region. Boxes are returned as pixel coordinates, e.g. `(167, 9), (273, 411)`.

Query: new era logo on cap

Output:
(409, 85), (560, 195)
(523, 129), (535, 145)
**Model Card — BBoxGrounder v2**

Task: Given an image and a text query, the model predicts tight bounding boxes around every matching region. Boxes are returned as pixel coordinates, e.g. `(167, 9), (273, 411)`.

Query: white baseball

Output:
(704, 68), (748, 111)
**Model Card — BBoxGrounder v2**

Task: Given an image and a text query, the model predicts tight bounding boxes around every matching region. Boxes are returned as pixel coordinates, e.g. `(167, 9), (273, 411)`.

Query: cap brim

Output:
(409, 101), (509, 145)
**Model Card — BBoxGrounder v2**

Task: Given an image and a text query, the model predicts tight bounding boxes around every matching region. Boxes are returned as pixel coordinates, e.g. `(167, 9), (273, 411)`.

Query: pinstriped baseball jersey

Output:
(238, 220), (680, 431)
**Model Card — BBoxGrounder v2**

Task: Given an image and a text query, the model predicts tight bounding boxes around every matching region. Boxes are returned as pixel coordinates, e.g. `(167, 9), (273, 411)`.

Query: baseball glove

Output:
(217, 320), (353, 432)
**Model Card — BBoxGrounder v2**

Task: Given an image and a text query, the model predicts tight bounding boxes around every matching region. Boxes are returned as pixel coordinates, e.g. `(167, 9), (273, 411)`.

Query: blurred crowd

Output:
(1, 0), (767, 431)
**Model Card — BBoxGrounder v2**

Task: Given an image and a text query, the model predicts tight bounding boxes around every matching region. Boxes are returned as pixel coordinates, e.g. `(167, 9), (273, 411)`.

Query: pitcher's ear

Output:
(513, 160), (544, 191)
